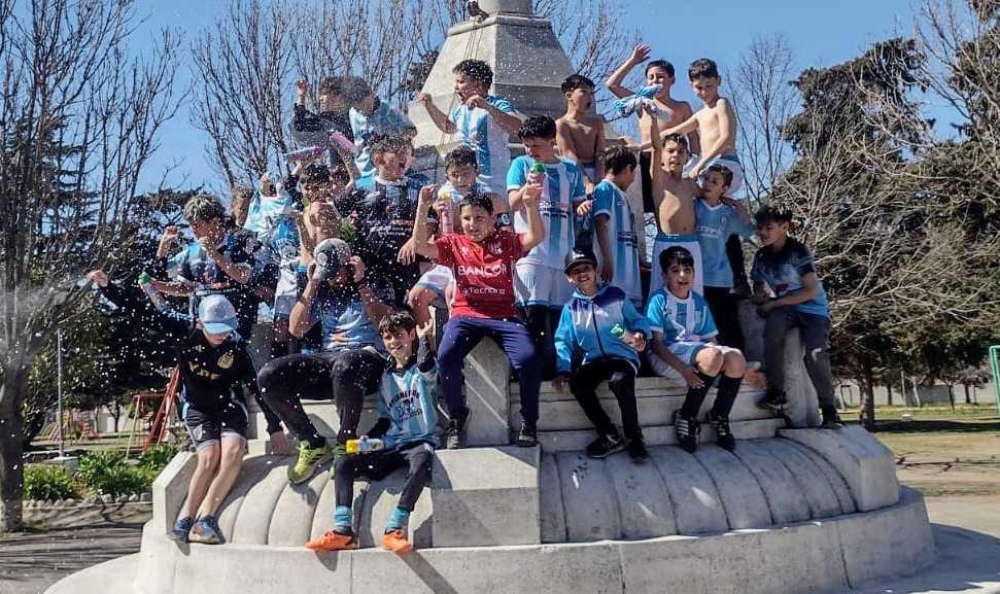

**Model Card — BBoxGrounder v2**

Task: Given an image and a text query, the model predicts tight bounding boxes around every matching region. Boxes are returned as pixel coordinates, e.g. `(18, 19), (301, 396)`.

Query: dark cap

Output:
(312, 238), (352, 280)
(564, 246), (598, 273)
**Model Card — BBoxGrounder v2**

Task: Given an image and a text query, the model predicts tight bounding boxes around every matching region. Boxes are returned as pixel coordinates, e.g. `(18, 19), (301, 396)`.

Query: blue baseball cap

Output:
(198, 294), (238, 335)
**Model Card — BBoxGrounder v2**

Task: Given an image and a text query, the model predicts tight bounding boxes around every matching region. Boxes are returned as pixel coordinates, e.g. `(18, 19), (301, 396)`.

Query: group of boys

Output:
(85, 46), (841, 555)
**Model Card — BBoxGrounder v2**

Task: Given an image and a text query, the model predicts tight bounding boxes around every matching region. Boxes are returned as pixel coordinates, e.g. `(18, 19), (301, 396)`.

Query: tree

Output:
(0, 0), (181, 532)
(729, 34), (798, 202)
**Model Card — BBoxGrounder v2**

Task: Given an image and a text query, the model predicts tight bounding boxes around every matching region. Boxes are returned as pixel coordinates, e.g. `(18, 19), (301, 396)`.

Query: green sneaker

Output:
(288, 440), (334, 484)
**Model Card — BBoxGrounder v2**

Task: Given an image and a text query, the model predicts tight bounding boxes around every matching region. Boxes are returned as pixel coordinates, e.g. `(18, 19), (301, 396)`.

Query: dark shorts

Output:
(182, 400), (248, 451)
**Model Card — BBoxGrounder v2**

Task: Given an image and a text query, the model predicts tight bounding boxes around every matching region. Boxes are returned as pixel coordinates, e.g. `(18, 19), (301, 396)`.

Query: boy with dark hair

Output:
(694, 164), (754, 351)
(591, 145), (642, 306)
(257, 239), (394, 484)
(337, 134), (429, 308)
(662, 57), (750, 296)
(646, 247), (746, 453)
(290, 76), (357, 176)
(306, 311), (437, 554)
(556, 74), (606, 194)
(751, 206), (843, 429)
(606, 44), (698, 214)
(86, 271), (285, 544)
(410, 188), (545, 449)
(553, 247), (652, 461)
(154, 193), (259, 339)
(343, 76), (417, 179)
(507, 115), (589, 377)
(418, 59), (521, 194)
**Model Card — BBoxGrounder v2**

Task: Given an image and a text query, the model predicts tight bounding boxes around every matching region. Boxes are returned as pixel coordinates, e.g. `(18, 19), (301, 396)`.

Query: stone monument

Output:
(45, 3), (935, 593)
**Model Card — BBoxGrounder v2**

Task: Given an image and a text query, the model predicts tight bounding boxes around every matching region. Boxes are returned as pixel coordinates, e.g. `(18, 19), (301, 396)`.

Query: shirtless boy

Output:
(645, 111), (703, 300)
(606, 44), (698, 213)
(556, 74), (606, 195)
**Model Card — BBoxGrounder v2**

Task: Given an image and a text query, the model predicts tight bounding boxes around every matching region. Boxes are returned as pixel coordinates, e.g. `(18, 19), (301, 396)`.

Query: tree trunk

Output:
(0, 369), (28, 533)
(964, 384), (971, 405)
(861, 356), (877, 431)
(886, 382), (893, 407)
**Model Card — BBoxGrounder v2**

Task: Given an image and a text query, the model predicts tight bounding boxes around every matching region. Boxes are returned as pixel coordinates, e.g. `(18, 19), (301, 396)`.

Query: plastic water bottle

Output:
(345, 436), (384, 454)
(531, 162), (549, 204)
(437, 187), (456, 235)
(138, 272), (167, 311)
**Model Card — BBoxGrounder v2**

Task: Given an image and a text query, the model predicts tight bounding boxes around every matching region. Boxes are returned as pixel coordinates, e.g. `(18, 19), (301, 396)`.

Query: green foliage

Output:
(23, 465), (77, 501)
(86, 464), (151, 499)
(76, 451), (128, 486)
(138, 444), (178, 473)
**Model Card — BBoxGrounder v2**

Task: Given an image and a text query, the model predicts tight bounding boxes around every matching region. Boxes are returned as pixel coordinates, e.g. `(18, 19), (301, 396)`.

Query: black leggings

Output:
(257, 349), (385, 445)
(569, 358), (640, 440)
(334, 443), (433, 513)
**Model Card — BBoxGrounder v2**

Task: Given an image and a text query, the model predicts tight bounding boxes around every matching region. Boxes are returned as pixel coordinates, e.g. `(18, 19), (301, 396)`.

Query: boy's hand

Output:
(600, 264), (614, 283)
(416, 319), (434, 340)
(629, 332), (647, 353)
(465, 94), (487, 110)
(628, 44), (651, 65)
(757, 299), (778, 317)
(197, 236), (221, 259)
(552, 374), (571, 392)
(159, 225), (179, 248)
(295, 78), (309, 100)
(576, 200), (593, 217)
(521, 184), (541, 208)
(416, 92), (432, 106)
(688, 162), (704, 180)
(86, 269), (109, 288)
(418, 184), (439, 206)
(268, 431), (292, 456)
(349, 255), (366, 283)
(397, 237), (418, 264)
(681, 365), (705, 388)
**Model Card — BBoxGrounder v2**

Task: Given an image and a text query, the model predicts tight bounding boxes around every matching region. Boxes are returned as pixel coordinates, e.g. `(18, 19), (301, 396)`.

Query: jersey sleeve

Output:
(506, 157), (528, 191)
(448, 105), (461, 127)
(644, 293), (666, 334)
(434, 235), (457, 267)
(570, 165), (587, 202)
(489, 96), (516, 114)
(792, 243), (817, 277)
(623, 298), (652, 339)
(591, 183), (613, 219)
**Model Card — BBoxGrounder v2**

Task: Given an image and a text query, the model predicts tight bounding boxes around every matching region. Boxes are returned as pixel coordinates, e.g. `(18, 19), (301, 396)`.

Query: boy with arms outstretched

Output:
(556, 74), (606, 195)
(419, 59), (522, 194)
(86, 271), (286, 544)
(410, 191), (545, 449)
(553, 247), (652, 462)
(751, 206), (843, 429)
(646, 247), (746, 453)
(306, 311), (437, 554)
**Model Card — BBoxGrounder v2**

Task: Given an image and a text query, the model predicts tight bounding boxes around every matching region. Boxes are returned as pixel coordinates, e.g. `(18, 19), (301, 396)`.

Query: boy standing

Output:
(556, 74), (606, 194)
(290, 76), (357, 176)
(646, 247), (746, 453)
(553, 247), (652, 461)
(418, 59), (522, 194)
(86, 272), (286, 544)
(306, 311), (437, 554)
(337, 134), (429, 308)
(695, 165), (754, 351)
(344, 77), (417, 180)
(410, 191), (545, 449)
(751, 206), (843, 429)
(591, 146), (642, 306)
(507, 116), (589, 376)
(606, 44), (698, 214)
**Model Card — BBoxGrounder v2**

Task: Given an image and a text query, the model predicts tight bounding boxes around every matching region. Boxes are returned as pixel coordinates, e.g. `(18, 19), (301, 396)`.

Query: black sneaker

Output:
(820, 406), (845, 429)
(626, 435), (649, 463)
(585, 433), (625, 459)
(673, 410), (700, 453)
(757, 388), (788, 412)
(516, 421), (538, 447)
(708, 410), (736, 451)
(445, 409), (468, 450)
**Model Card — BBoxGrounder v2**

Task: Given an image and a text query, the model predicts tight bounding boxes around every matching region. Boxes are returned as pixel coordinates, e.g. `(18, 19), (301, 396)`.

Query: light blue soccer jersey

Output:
(308, 282), (384, 353)
(450, 96), (516, 187)
(750, 237), (830, 318)
(507, 156), (587, 268)
(377, 361), (439, 449)
(349, 100), (416, 179)
(646, 288), (719, 346)
(592, 180), (642, 305)
(243, 191), (300, 271)
(694, 199), (754, 288)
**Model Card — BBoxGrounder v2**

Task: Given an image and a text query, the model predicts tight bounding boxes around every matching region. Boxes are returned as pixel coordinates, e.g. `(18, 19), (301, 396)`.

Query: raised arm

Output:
(518, 189), (545, 252)
(417, 93), (456, 135)
(411, 184), (440, 260)
(692, 98), (735, 173)
(606, 44), (650, 99)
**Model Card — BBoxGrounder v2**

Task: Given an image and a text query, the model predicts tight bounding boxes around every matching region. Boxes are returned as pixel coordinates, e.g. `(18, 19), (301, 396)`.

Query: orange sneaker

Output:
(305, 530), (357, 552)
(381, 529), (413, 554)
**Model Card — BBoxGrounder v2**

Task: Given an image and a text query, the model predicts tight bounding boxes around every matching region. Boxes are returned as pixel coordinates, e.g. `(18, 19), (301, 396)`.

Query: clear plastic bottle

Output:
(437, 187), (455, 235)
(138, 272), (168, 311)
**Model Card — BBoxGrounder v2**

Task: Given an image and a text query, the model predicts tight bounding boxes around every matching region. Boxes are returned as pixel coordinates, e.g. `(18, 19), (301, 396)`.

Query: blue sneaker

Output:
(168, 516), (194, 542)
(188, 515), (224, 545)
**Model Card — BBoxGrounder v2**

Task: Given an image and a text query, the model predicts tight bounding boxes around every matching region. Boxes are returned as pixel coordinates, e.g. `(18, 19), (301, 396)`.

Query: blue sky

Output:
(137, 0), (930, 193)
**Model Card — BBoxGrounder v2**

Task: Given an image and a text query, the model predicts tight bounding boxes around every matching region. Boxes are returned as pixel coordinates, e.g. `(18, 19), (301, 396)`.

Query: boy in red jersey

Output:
(411, 188), (544, 449)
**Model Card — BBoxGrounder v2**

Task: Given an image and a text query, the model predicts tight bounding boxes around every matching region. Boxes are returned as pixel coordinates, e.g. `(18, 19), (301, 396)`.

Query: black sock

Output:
(680, 372), (717, 417)
(712, 375), (742, 417)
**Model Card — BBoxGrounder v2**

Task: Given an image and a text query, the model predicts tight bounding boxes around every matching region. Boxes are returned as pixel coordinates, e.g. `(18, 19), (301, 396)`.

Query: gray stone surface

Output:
(766, 438), (844, 519)
(781, 329), (822, 427)
(267, 468), (328, 546)
(228, 460), (291, 545)
(780, 425), (900, 511)
(538, 451), (567, 543)
(555, 452), (623, 542)
(429, 446), (540, 547)
(462, 340), (512, 446)
(605, 453), (677, 539)
(649, 446), (728, 535)
(733, 438), (812, 525)
(693, 445), (772, 529)
(150, 452), (195, 534)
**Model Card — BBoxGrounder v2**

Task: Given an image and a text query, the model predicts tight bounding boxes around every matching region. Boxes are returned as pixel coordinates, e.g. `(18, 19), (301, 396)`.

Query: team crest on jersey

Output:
(217, 352), (234, 369)
(489, 241), (503, 255)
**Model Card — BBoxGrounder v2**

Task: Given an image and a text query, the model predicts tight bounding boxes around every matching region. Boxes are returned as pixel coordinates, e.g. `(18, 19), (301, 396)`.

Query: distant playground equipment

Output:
(43, 410), (99, 442)
(122, 366), (182, 455)
(990, 345), (1000, 416)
